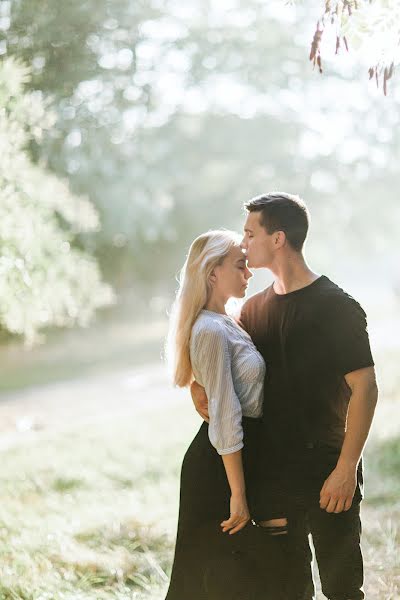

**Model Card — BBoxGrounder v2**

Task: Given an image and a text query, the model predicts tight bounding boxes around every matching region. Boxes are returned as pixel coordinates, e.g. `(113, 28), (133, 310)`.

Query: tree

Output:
(0, 57), (114, 343)
(1, 0), (399, 295)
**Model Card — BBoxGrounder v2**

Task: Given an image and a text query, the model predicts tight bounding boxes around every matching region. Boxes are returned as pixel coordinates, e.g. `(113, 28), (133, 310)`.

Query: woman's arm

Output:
(220, 450), (250, 534)
(192, 322), (250, 533)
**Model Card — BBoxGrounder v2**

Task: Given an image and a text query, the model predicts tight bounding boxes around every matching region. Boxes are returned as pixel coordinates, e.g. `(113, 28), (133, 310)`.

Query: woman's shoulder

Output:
(191, 311), (229, 346)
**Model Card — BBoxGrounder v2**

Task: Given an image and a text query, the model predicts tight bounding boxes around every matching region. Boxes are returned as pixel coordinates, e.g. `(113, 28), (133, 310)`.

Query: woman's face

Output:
(212, 245), (253, 301)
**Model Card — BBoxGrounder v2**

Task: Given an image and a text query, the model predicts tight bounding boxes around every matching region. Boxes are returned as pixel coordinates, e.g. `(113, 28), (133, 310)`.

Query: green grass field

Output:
(0, 383), (190, 600)
(0, 363), (398, 600)
(0, 305), (398, 600)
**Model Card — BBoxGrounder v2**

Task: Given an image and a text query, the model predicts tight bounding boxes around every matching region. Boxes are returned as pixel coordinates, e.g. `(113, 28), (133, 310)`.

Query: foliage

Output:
(310, 0), (400, 94)
(0, 57), (114, 342)
(1, 0), (399, 293)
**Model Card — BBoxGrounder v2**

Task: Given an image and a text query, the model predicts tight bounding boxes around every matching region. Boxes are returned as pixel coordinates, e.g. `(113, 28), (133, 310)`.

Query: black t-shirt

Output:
(240, 275), (374, 452)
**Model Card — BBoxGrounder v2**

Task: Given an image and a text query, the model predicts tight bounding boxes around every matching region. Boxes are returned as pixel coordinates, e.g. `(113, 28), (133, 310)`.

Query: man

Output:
(191, 192), (378, 600)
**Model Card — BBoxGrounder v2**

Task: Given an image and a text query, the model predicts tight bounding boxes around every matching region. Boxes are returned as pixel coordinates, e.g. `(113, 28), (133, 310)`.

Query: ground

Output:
(0, 357), (398, 599)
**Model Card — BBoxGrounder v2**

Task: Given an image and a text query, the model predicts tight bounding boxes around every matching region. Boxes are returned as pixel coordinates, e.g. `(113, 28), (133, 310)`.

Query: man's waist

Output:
(262, 415), (346, 450)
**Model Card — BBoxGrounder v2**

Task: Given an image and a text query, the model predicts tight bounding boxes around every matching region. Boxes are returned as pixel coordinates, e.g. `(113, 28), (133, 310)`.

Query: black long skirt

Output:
(165, 418), (288, 600)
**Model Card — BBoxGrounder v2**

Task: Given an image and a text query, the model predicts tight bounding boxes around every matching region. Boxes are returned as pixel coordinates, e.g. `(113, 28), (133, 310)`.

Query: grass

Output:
(0, 406), (191, 600)
(360, 436), (400, 600)
(0, 397), (398, 600)
(0, 324), (398, 599)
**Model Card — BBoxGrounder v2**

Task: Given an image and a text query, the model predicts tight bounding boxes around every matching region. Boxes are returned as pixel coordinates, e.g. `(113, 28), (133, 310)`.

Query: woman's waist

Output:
(199, 415), (263, 436)
(200, 415), (262, 429)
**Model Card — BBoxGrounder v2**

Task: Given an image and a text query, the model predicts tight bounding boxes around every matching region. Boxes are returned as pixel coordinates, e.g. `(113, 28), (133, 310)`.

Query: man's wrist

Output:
(336, 455), (359, 471)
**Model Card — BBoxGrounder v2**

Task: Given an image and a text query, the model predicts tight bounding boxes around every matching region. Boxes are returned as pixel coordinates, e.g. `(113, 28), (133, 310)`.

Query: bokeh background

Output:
(0, 0), (399, 598)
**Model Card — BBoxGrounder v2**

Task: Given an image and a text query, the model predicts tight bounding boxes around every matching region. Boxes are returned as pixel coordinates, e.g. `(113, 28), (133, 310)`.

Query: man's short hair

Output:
(244, 192), (309, 251)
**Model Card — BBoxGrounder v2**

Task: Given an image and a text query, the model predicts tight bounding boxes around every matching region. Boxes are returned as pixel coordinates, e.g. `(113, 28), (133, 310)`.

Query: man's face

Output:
(241, 211), (276, 268)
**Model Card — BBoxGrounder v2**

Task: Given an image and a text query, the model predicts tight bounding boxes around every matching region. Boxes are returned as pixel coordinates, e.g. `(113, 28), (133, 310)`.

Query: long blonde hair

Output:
(167, 230), (241, 387)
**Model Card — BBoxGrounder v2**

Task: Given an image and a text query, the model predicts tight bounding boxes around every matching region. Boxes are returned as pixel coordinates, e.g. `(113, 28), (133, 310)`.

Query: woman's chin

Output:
(230, 287), (248, 300)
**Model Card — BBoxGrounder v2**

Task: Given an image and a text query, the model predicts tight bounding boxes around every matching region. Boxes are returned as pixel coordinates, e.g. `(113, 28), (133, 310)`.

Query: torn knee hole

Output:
(258, 517), (288, 535)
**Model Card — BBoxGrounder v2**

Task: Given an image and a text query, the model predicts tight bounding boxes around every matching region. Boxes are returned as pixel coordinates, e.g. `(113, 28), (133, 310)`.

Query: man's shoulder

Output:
(242, 285), (272, 312)
(317, 277), (366, 315)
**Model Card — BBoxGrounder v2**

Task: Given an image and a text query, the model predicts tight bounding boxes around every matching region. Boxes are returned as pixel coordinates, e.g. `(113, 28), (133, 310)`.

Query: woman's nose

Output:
(245, 268), (252, 280)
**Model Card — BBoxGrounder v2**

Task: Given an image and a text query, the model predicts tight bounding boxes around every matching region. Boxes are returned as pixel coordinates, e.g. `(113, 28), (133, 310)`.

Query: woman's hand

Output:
(220, 493), (250, 535)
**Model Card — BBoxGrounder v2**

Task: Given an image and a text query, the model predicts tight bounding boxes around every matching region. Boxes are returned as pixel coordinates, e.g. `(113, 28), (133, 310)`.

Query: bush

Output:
(0, 57), (114, 343)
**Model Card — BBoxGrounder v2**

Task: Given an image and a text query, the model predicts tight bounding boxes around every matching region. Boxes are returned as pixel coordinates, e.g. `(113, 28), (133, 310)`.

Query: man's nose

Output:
(240, 239), (247, 249)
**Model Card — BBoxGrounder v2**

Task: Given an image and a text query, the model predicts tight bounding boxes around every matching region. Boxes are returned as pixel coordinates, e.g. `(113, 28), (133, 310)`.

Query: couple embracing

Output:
(165, 192), (378, 600)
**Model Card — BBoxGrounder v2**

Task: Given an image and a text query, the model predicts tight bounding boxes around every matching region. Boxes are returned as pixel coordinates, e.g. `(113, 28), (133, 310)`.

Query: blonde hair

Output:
(167, 230), (241, 387)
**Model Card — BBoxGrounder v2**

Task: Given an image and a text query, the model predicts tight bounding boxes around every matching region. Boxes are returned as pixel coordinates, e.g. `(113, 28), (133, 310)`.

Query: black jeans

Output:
(284, 446), (364, 600)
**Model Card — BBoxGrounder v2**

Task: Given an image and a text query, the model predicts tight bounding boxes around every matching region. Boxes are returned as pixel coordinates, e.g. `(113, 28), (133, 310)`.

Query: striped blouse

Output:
(190, 309), (266, 455)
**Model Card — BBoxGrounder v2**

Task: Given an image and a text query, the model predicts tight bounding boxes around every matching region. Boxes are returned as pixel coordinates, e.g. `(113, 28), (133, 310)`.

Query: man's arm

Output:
(190, 380), (209, 421)
(320, 365), (378, 513)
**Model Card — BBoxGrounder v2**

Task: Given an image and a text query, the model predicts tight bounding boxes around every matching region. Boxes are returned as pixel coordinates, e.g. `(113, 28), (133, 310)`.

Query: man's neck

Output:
(270, 253), (320, 295)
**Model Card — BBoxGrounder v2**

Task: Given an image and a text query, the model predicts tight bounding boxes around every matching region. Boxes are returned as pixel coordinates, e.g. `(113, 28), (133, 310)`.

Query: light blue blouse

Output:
(190, 309), (266, 455)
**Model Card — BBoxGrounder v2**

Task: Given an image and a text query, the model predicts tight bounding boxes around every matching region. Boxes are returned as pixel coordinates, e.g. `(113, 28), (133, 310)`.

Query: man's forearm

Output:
(190, 380), (209, 420)
(338, 381), (378, 469)
(320, 370), (378, 512)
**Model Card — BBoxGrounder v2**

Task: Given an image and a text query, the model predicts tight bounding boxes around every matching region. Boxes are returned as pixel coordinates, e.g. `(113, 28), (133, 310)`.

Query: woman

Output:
(165, 230), (288, 600)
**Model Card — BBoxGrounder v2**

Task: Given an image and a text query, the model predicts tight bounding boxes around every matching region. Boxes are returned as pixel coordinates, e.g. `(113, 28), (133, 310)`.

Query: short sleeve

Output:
(192, 323), (243, 455)
(324, 295), (374, 376)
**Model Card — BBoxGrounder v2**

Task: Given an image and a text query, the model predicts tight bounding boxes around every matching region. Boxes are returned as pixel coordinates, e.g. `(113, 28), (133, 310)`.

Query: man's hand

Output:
(320, 366), (377, 514)
(190, 380), (209, 422)
(319, 463), (357, 513)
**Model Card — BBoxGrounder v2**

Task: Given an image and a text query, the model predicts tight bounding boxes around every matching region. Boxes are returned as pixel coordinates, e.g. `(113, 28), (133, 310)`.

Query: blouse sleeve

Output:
(192, 322), (243, 455)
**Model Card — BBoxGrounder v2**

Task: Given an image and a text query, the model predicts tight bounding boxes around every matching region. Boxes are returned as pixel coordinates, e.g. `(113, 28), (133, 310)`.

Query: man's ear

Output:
(274, 230), (286, 249)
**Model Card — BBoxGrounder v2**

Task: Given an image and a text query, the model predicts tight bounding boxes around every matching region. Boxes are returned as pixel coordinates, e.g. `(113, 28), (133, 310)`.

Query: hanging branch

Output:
(308, 0), (398, 95)
(309, 21), (324, 73)
(369, 61), (395, 96)
(309, 1), (353, 76)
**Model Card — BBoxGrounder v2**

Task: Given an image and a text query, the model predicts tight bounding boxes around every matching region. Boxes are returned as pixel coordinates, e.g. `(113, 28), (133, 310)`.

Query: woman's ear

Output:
(209, 270), (217, 286)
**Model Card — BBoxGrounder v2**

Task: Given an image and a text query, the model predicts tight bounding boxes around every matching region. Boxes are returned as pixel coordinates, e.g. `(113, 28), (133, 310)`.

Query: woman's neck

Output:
(204, 294), (226, 314)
